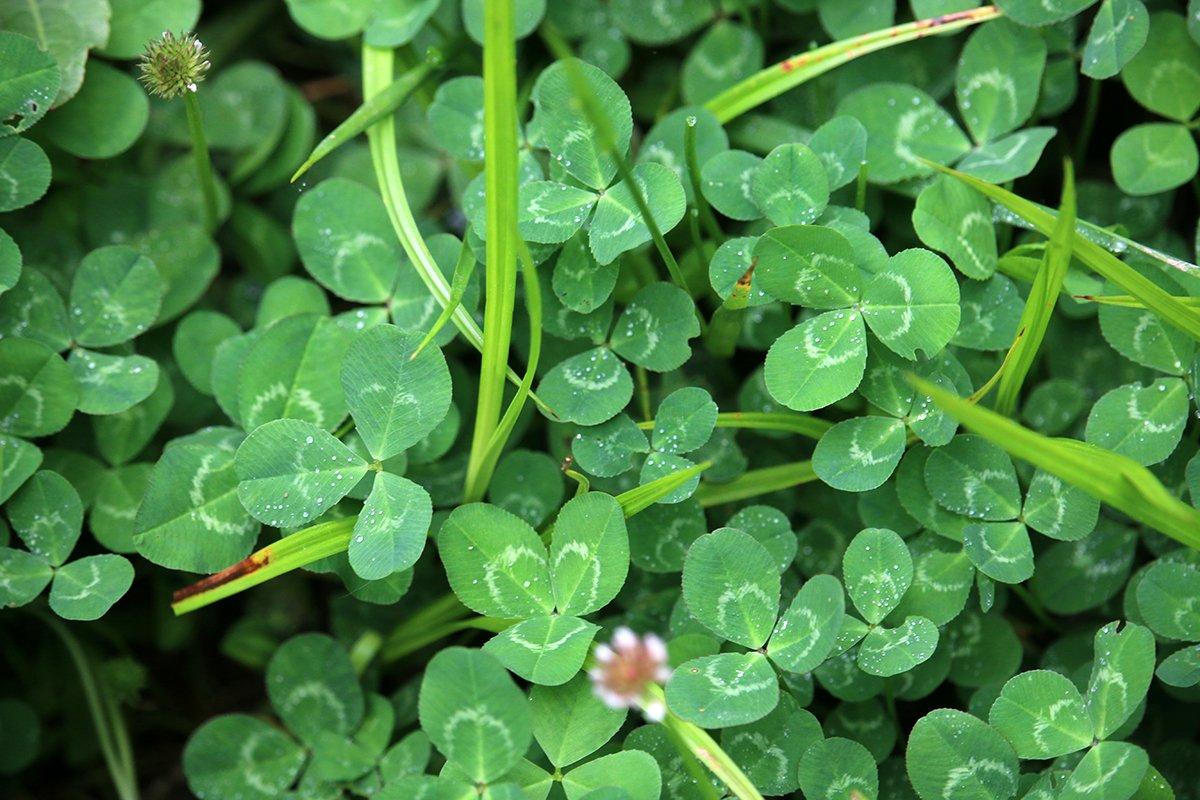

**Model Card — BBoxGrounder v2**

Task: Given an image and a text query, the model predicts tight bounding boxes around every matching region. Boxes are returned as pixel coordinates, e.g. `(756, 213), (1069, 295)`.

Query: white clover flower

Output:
(589, 626), (672, 722)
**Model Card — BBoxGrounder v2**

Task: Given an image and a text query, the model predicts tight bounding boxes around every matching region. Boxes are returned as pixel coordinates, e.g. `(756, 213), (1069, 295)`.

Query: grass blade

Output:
(637, 411), (833, 440)
(471, 239), (544, 498)
(412, 236), (479, 358)
(464, 0), (522, 502)
(911, 376), (1200, 550)
(994, 161), (1075, 416)
(991, 204), (1200, 279)
(361, 44), (554, 415)
(695, 460), (818, 507)
(292, 55), (436, 182)
(1071, 294), (1200, 309)
(616, 461), (713, 517)
(649, 684), (766, 800)
(705, 6), (1001, 123)
(931, 162), (1200, 343)
(171, 518), (356, 615)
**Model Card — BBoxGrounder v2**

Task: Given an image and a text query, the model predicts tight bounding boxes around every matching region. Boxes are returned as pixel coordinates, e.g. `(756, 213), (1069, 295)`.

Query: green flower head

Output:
(138, 31), (211, 99)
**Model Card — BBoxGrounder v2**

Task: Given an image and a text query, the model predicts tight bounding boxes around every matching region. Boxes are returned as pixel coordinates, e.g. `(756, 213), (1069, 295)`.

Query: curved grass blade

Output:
(361, 44), (553, 415)
(994, 161), (1075, 416)
(648, 684), (766, 800)
(412, 236), (478, 358)
(912, 376), (1200, 550)
(705, 6), (1001, 123)
(932, 162), (1200, 343)
(469, 238), (543, 501)
(292, 56), (437, 182)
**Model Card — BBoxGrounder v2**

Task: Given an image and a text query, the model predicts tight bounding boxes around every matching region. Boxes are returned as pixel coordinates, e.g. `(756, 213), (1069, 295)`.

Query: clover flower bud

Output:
(138, 32), (211, 99)
(589, 626), (672, 722)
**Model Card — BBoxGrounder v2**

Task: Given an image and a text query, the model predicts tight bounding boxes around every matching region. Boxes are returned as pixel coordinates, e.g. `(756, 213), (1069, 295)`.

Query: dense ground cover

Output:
(2, 0), (1200, 798)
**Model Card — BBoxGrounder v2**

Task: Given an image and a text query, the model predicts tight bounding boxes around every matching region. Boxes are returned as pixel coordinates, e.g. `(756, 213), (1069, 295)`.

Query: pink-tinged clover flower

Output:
(589, 626), (672, 722)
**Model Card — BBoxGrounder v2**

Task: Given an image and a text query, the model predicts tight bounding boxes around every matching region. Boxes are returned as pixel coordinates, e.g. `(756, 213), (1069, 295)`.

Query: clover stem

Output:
(635, 365), (653, 422)
(648, 686), (765, 800)
(348, 630), (383, 675)
(380, 616), (512, 663)
(1074, 78), (1101, 164)
(683, 116), (723, 245)
(855, 165), (868, 213)
(686, 207), (707, 266)
(1009, 584), (1062, 633)
(705, 264), (753, 358)
(36, 611), (140, 800)
(183, 91), (220, 233)
(883, 684), (899, 728)
(564, 468), (591, 496)
(540, 25), (690, 292)
(660, 714), (725, 800)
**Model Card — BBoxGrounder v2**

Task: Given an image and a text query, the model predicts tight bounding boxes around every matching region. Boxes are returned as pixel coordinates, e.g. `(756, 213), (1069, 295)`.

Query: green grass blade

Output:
(412, 236), (478, 359)
(912, 376), (1200, 550)
(292, 56), (436, 182)
(471, 239), (543, 496)
(931, 162), (1200, 343)
(636, 411), (833, 439)
(361, 44), (554, 416)
(695, 460), (818, 507)
(705, 6), (1001, 123)
(171, 517), (357, 615)
(991, 204), (1200, 279)
(994, 161), (1075, 416)
(464, 0), (522, 503)
(616, 461), (713, 517)
(362, 45), (481, 350)
(648, 684), (766, 800)
(995, 253), (1042, 284)
(1071, 294), (1200, 309)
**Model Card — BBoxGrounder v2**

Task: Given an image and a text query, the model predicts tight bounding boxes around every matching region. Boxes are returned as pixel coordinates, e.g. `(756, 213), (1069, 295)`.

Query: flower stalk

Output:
(139, 32), (219, 232)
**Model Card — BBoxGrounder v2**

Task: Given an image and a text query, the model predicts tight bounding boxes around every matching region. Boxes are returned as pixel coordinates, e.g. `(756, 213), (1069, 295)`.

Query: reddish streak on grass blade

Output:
(736, 261), (756, 289)
(172, 550), (273, 604)
(779, 6), (998, 72)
